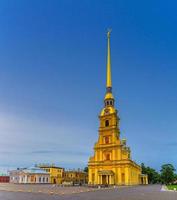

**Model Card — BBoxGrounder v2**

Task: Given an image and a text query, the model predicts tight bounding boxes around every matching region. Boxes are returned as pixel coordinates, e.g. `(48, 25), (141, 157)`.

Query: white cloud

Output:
(0, 111), (96, 169)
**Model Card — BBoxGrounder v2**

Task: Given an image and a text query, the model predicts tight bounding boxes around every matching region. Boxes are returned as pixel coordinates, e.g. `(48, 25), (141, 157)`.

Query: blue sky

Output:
(0, 0), (177, 173)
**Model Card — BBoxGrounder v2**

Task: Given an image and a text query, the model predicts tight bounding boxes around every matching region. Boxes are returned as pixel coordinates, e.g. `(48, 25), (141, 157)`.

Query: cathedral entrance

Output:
(102, 175), (110, 184)
(102, 175), (107, 185)
(98, 170), (114, 185)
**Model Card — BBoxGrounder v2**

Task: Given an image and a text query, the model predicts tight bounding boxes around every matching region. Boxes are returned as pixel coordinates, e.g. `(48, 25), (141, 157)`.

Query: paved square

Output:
(0, 184), (177, 200)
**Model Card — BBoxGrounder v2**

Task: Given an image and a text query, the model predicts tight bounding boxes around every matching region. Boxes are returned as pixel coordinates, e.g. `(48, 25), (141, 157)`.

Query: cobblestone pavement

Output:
(0, 183), (98, 195)
(0, 184), (177, 200)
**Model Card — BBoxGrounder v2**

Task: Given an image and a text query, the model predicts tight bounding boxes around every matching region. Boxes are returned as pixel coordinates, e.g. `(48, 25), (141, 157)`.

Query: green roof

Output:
(0, 173), (8, 176)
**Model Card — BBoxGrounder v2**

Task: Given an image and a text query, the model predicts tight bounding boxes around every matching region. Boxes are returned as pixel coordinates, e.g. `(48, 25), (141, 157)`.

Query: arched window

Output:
(106, 154), (110, 160)
(105, 136), (109, 144)
(105, 120), (109, 127)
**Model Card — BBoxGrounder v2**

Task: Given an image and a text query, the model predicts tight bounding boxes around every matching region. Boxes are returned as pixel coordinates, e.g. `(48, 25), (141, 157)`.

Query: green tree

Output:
(141, 163), (160, 184)
(160, 164), (176, 184)
(84, 166), (88, 173)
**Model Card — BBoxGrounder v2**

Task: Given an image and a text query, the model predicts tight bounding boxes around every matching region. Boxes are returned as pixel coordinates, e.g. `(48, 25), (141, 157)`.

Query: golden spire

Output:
(104, 29), (114, 102)
(106, 29), (112, 89)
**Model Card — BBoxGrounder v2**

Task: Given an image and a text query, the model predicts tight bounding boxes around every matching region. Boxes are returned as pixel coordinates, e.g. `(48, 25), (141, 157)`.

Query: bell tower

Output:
(88, 30), (145, 186)
(99, 29), (120, 146)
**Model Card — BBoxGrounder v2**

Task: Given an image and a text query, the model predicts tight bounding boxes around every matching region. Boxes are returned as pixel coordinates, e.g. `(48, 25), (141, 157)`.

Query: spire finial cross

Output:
(107, 28), (112, 38)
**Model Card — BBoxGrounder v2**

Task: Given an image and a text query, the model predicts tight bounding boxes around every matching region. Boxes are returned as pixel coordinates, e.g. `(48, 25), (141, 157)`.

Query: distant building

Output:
(9, 167), (50, 184)
(63, 170), (88, 185)
(0, 173), (9, 183)
(38, 164), (64, 184)
(9, 169), (21, 183)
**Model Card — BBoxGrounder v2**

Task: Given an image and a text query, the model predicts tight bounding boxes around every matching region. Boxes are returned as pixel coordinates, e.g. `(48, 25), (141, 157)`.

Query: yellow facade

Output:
(63, 170), (88, 185)
(88, 31), (148, 185)
(38, 165), (64, 184)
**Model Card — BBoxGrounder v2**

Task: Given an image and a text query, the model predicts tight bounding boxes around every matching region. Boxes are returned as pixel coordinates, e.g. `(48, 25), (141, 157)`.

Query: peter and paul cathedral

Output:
(88, 31), (148, 185)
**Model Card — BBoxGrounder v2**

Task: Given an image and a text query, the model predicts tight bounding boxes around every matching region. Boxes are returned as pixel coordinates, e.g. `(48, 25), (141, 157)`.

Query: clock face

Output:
(104, 108), (110, 114)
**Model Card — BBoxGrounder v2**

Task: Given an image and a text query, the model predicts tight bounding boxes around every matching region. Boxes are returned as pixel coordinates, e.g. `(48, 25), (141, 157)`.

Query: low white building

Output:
(9, 167), (50, 184)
